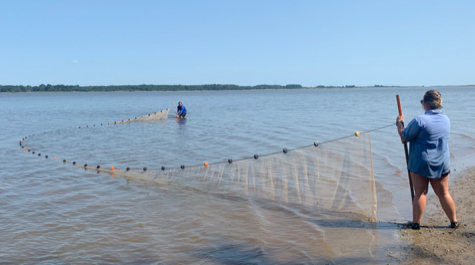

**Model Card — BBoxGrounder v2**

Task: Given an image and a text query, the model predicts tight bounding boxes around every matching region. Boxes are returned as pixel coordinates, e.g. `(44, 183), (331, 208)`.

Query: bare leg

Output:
(430, 174), (457, 223)
(411, 172), (430, 223)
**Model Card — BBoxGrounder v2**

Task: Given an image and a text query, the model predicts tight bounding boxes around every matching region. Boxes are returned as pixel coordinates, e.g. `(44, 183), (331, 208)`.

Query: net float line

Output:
(79, 131), (378, 221)
(19, 120), (392, 173)
(19, 117), (396, 221)
(19, 108), (170, 168)
(112, 109), (169, 124)
(22, 129), (379, 221)
(19, 108), (170, 142)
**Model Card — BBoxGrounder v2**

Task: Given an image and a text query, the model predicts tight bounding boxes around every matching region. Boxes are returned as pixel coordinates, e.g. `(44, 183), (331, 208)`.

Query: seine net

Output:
(96, 132), (377, 221)
(112, 109), (169, 124)
(20, 108), (377, 221)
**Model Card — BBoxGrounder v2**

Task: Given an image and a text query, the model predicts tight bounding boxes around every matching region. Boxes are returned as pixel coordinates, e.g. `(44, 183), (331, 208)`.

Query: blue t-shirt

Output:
(402, 109), (450, 178)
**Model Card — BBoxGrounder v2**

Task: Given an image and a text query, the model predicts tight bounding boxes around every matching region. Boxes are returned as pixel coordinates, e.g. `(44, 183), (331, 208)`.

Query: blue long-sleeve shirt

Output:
(402, 109), (450, 178)
(177, 105), (187, 115)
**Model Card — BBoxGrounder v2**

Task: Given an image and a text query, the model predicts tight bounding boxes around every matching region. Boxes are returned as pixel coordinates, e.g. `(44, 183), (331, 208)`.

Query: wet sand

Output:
(387, 167), (475, 264)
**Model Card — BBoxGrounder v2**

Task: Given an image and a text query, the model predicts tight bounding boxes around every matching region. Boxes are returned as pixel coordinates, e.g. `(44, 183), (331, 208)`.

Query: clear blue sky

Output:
(1, 0), (474, 87)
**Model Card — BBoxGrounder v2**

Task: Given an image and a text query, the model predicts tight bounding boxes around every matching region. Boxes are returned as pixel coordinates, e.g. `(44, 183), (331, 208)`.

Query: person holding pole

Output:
(396, 90), (458, 230)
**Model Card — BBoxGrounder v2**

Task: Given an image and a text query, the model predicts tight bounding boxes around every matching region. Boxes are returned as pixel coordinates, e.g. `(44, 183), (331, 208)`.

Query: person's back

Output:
(403, 109), (450, 178)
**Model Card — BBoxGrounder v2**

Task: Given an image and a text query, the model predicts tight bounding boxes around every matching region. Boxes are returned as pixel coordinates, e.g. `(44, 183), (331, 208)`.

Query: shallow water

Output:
(1, 87), (474, 264)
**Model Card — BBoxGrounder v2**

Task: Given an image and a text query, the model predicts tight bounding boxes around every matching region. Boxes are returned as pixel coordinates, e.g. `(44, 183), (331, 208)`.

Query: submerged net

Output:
(20, 109), (377, 221)
(112, 109), (169, 124)
(93, 132), (377, 221)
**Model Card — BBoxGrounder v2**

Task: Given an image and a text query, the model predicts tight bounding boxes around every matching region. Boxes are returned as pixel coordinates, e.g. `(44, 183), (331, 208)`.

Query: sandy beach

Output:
(384, 167), (475, 264)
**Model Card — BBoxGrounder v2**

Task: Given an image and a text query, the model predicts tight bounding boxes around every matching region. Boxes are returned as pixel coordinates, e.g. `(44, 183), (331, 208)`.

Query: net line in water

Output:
(112, 108), (169, 124)
(96, 132), (377, 221)
(20, 128), (381, 221)
(19, 110), (394, 222)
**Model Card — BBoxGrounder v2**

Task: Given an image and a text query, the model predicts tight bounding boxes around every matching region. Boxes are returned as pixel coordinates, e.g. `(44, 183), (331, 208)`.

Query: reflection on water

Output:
(176, 117), (187, 124)
(1, 87), (475, 263)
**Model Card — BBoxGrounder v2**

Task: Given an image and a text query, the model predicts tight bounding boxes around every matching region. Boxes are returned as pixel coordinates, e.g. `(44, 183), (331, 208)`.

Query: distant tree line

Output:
(0, 84), (305, 93)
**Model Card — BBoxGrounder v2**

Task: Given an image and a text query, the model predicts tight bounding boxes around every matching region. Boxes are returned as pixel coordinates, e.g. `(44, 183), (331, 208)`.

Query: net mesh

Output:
(112, 109), (169, 124)
(93, 132), (377, 221)
(20, 108), (377, 221)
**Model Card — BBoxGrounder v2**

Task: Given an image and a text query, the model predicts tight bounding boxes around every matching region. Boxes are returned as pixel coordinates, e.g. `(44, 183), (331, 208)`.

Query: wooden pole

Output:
(396, 95), (415, 201)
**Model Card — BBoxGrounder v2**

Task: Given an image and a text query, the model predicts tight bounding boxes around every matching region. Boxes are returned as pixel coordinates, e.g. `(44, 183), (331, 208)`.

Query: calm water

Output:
(1, 87), (474, 264)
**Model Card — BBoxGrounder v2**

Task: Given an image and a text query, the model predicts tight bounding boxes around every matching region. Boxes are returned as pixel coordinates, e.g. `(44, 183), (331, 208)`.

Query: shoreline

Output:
(3, 85), (475, 94)
(386, 166), (475, 264)
(4, 85), (473, 94)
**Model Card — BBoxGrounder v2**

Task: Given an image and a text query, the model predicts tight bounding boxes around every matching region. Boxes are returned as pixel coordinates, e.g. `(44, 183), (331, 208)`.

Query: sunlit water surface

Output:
(1, 87), (474, 264)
